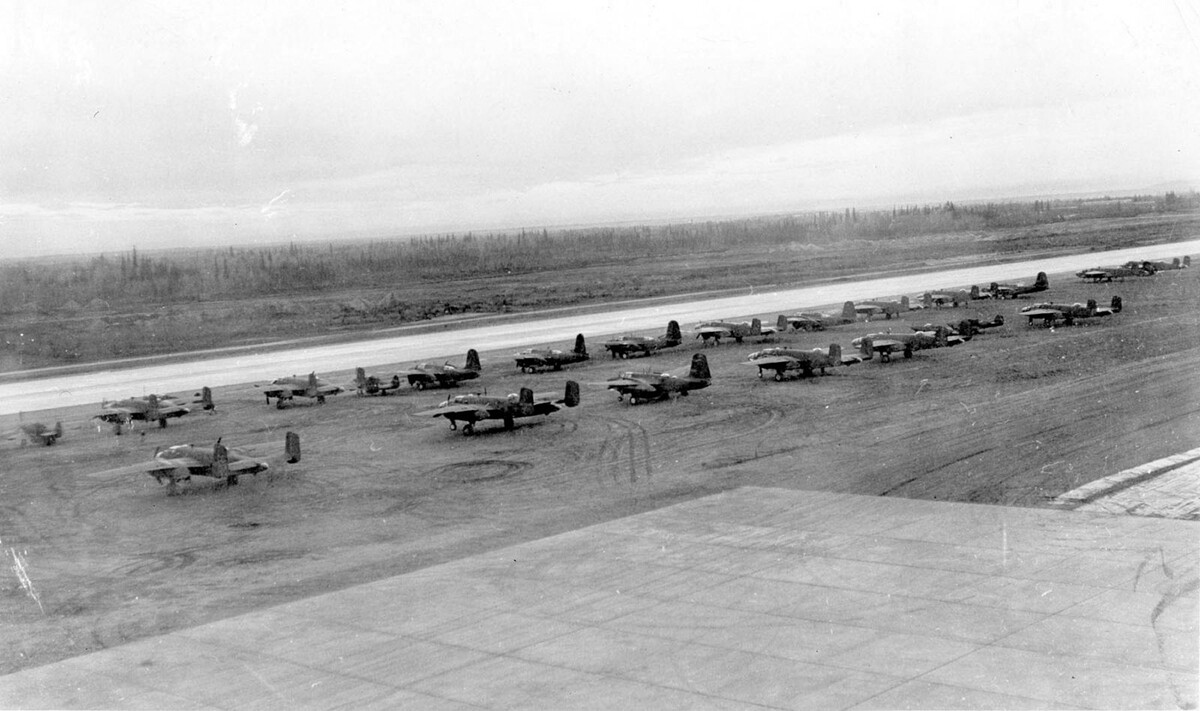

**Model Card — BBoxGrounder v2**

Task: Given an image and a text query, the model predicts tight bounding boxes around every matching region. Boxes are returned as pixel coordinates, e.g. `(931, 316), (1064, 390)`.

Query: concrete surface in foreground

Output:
(1, 488), (1196, 710)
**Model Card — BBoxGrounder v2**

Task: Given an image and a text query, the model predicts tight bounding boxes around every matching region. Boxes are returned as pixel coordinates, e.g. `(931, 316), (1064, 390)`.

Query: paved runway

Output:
(2, 239), (1198, 416)
(3, 487), (1195, 710)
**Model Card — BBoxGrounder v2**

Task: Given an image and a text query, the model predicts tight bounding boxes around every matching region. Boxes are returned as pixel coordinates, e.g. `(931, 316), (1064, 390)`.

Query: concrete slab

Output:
(1, 487), (1196, 710)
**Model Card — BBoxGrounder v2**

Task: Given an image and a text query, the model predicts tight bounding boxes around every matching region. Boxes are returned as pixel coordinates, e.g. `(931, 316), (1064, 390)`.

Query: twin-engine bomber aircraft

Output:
(854, 296), (910, 320)
(416, 381), (580, 435)
(99, 433), (301, 496)
(402, 349), (482, 389)
(95, 389), (211, 434)
(353, 368), (404, 396)
(605, 354), (711, 404)
(262, 373), (345, 408)
(694, 318), (777, 345)
(852, 327), (951, 362)
(603, 321), (683, 359)
(1020, 297), (1123, 326)
(515, 335), (589, 373)
(1076, 265), (1152, 282)
(19, 421), (63, 446)
(744, 344), (862, 381)
(988, 272), (1049, 298)
(779, 302), (858, 331)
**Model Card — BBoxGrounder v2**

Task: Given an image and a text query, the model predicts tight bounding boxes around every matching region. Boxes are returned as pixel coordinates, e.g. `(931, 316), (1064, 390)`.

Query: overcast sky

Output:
(2, 0), (1198, 258)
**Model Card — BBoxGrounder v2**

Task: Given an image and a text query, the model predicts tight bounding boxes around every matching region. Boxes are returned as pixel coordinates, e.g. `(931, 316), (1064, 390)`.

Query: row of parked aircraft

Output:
(18, 255), (1169, 493)
(1076, 256), (1190, 283)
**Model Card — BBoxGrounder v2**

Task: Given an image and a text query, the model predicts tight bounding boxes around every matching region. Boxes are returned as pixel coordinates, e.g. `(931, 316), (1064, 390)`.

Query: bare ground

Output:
(0, 263), (1198, 675)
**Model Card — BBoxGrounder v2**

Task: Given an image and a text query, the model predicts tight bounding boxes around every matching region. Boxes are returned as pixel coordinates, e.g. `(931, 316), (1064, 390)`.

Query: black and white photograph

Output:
(1, 1), (1197, 708)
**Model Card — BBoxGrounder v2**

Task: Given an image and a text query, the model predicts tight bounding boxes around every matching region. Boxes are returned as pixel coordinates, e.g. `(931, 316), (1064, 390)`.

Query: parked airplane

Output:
(854, 296), (909, 320)
(745, 344), (862, 381)
(1141, 256), (1191, 271)
(920, 288), (972, 309)
(515, 335), (589, 372)
(780, 302), (858, 331)
(911, 315), (1005, 341)
(401, 349), (482, 389)
(99, 433), (300, 495)
(603, 321), (683, 359)
(1076, 265), (1152, 282)
(605, 354), (711, 404)
(989, 272), (1049, 298)
(1019, 297), (1123, 326)
(415, 381), (580, 435)
(852, 327), (950, 362)
(19, 421), (63, 446)
(95, 391), (205, 434)
(261, 373), (344, 408)
(354, 368), (404, 396)
(694, 318), (777, 346)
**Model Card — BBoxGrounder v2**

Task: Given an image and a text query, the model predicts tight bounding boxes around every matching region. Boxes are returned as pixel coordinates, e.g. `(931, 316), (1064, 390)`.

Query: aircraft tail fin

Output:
(857, 337), (874, 360)
(922, 292), (933, 309)
(841, 301), (856, 321)
(828, 343), (842, 363)
(899, 296), (910, 312)
(355, 367), (367, 387)
(52, 421), (63, 440)
(957, 319), (974, 340)
(934, 326), (948, 347)
(573, 333), (587, 356)
(519, 387), (535, 406)
(777, 314), (789, 332)
(750, 318), (762, 336)
(666, 320), (682, 342)
(307, 372), (319, 396)
(199, 386), (214, 411)
(1035, 272), (1049, 289)
(563, 380), (580, 407)
(1111, 296), (1123, 313)
(989, 282), (1000, 294)
(690, 353), (711, 381)
(286, 431), (301, 463)
(992, 314), (1005, 326)
(1087, 298), (1098, 312)
(212, 440), (230, 480)
(1183, 256), (1191, 268)
(970, 285), (981, 299)
(465, 349), (481, 372)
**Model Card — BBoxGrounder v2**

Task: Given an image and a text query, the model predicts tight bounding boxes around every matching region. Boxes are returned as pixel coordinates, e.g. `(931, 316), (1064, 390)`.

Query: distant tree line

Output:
(1, 191), (1195, 315)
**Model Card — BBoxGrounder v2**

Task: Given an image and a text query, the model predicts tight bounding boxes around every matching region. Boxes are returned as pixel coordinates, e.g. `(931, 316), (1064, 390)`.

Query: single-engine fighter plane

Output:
(745, 344), (862, 381)
(515, 335), (589, 373)
(262, 373), (345, 408)
(989, 272), (1049, 298)
(415, 381), (580, 435)
(1019, 297), (1123, 326)
(19, 421), (63, 446)
(852, 327), (951, 362)
(95, 391), (204, 434)
(354, 368), (403, 396)
(603, 321), (683, 359)
(605, 353), (711, 404)
(694, 318), (777, 346)
(98, 433), (301, 495)
(401, 349), (482, 389)
(779, 302), (858, 331)
(1076, 265), (1152, 282)
(854, 296), (910, 320)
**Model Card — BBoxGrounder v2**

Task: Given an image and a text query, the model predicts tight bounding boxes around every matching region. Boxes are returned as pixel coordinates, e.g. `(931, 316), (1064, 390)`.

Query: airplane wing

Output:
(694, 327), (731, 338)
(317, 385), (344, 395)
(606, 379), (660, 394)
(413, 404), (490, 418)
(95, 410), (131, 422)
(745, 355), (797, 368)
(1019, 308), (1062, 319)
(868, 338), (906, 351)
(227, 459), (268, 472)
